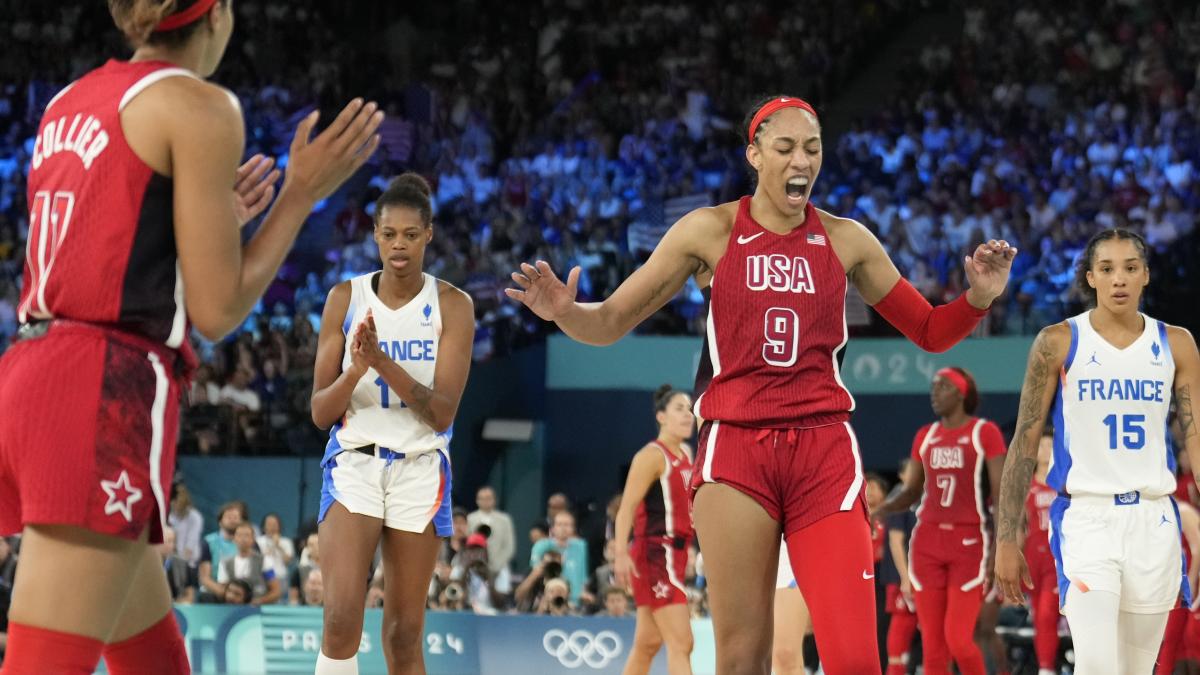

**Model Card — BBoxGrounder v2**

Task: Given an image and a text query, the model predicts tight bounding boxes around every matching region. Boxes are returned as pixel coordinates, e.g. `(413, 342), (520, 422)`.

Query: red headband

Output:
(935, 368), (970, 398)
(747, 97), (818, 143)
(154, 0), (219, 32)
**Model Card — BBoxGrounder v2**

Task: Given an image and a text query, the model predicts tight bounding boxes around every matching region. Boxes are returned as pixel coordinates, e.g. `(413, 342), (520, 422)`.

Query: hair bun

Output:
(388, 172), (432, 199)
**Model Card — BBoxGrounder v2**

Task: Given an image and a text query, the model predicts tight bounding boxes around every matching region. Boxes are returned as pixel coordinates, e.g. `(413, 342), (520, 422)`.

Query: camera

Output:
(543, 560), (563, 579)
(550, 595), (568, 609)
(443, 582), (464, 603)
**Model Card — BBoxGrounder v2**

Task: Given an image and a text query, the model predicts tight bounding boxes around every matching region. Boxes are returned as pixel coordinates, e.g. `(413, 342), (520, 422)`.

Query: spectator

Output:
(159, 527), (195, 604)
(515, 549), (562, 613)
(222, 579), (254, 606)
(529, 511), (589, 605)
(290, 533), (321, 605)
(302, 569), (324, 607)
(599, 587), (632, 618)
(220, 367), (262, 447)
(467, 486), (515, 575)
(257, 513), (294, 585)
(591, 539), (618, 605)
(453, 533), (507, 615)
(168, 483), (203, 566)
(199, 502), (248, 601)
(537, 578), (575, 616)
(220, 523), (281, 606)
(544, 492), (570, 529)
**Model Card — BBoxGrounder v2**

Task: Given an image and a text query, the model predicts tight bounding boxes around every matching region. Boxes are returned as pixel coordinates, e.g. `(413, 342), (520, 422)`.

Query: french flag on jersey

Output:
(807, 233), (826, 246)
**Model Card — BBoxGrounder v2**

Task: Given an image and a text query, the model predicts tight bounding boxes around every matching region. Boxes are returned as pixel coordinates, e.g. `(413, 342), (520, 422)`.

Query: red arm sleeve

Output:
(979, 420), (1007, 459)
(871, 278), (989, 353)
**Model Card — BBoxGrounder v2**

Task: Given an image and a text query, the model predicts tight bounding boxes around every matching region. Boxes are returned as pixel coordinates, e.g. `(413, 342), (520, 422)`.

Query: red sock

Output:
(1032, 586), (1062, 671)
(1157, 605), (1188, 675)
(885, 611), (918, 674)
(790, 509), (882, 674)
(0, 622), (104, 675)
(101, 612), (190, 675)
(943, 587), (985, 675)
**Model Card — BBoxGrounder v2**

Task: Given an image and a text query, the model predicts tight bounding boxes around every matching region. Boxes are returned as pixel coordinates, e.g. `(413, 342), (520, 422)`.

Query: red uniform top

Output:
(694, 197), (853, 428)
(22, 59), (194, 357)
(871, 518), (886, 563)
(912, 417), (1006, 525)
(633, 441), (694, 541)
(1024, 479), (1056, 558)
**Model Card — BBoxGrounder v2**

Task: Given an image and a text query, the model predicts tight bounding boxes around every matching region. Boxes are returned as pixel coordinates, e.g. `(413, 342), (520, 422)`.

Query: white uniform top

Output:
(1047, 310), (1176, 497)
(322, 272), (449, 465)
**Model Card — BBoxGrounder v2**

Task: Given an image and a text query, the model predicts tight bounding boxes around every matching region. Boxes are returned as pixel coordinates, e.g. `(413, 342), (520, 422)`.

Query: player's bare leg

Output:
(622, 606), (663, 675)
(693, 483), (781, 675)
(772, 587), (809, 675)
(318, 502), (384, 672)
(380, 522), (442, 675)
(650, 603), (694, 675)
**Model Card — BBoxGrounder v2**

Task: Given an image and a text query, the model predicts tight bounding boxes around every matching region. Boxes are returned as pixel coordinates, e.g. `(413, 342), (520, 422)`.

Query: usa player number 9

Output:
(762, 307), (800, 367)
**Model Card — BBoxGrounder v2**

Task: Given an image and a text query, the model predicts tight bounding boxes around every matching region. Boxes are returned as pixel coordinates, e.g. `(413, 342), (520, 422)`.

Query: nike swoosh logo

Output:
(862, 570), (875, 580)
(962, 538), (979, 546)
(737, 232), (765, 244)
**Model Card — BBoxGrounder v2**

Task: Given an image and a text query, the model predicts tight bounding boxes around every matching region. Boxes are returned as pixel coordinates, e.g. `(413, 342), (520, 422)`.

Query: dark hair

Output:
(225, 579), (253, 604)
(1073, 227), (1149, 307)
(653, 383), (688, 414)
(742, 93), (819, 145)
(864, 472), (888, 491)
(375, 173), (433, 228)
(604, 586), (629, 599)
(108, 0), (227, 48)
(947, 366), (980, 415)
(217, 500), (247, 523)
(234, 521), (254, 535)
(261, 512), (281, 531)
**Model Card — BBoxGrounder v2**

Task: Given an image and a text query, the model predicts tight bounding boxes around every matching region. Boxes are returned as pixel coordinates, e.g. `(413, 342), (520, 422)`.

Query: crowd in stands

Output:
(0, 0), (1197, 433)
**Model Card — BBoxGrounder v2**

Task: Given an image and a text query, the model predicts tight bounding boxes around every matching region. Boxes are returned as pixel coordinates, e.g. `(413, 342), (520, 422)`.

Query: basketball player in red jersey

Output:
(0, 1), (382, 673)
(507, 95), (1015, 674)
(1024, 427), (1062, 675)
(613, 384), (696, 675)
(872, 367), (1006, 675)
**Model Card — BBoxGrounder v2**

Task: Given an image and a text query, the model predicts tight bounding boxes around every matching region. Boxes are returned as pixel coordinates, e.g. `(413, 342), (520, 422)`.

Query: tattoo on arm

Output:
(407, 383), (438, 428)
(1180, 384), (1196, 443)
(628, 278), (673, 322)
(997, 332), (1057, 543)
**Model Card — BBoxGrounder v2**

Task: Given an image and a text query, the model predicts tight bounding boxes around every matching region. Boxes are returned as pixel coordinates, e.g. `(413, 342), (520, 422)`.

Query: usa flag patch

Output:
(807, 233), (826, 246)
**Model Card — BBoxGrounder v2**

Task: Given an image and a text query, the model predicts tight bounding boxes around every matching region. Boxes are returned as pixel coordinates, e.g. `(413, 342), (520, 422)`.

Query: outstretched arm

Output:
(506, 208), (721, 345)
(994, 324), (1068, 601)
(843, 216), (1016, 352)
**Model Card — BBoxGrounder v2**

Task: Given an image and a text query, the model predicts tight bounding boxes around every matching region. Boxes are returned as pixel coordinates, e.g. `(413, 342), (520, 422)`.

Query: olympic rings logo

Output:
(542, 629), (623, 669)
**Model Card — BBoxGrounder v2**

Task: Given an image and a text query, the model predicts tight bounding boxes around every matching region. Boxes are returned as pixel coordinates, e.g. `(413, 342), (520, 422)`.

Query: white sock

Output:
(1038, 669), (1057, 675)
(315, 651), (359, 675)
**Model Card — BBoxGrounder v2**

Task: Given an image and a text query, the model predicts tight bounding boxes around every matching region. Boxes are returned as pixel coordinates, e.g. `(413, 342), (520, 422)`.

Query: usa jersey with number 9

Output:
(322, 272), (448, 465)
(1048, 311), (1176, 497)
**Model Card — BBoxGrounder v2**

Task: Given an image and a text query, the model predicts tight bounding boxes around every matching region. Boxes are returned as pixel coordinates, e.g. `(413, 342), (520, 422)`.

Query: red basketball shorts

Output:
(690, 420), (866, 536)
(0, 323), (183, 543)
(630, 536), (690, 609)
(886, 582), (917, 616)
(909, 521), (988, 592)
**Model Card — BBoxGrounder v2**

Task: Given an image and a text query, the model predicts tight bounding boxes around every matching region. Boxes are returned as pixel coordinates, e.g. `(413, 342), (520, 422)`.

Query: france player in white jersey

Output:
(310, 174), (474, 675)
(995, 229), (1200, 674)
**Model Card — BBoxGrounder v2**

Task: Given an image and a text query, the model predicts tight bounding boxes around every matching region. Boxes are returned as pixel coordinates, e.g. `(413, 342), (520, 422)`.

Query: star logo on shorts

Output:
(653, 582), (671, 599)
(100, 470), (143, 522)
